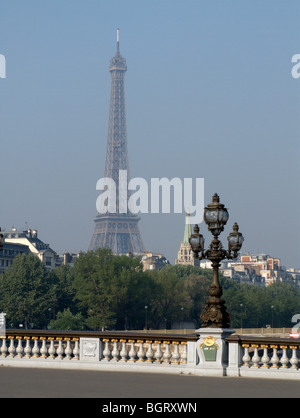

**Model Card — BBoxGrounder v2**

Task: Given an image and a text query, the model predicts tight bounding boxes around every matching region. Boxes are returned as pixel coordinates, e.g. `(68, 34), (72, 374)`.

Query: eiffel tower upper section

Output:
(88, 29), (145, 255)
(105, 28), (129, 192)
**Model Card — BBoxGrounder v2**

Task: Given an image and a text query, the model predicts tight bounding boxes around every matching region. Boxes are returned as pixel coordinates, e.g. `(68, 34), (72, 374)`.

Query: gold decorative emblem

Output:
(203, 336), (216, 347)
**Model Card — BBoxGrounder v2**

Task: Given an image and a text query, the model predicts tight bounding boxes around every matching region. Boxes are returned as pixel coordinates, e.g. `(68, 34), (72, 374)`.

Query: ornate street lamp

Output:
(189, 193), (244, 328)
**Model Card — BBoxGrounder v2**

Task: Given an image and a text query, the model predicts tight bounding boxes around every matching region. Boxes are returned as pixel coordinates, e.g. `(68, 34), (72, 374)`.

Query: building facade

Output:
(218, 253), (300, 287)
(141, 251), (170, 271)
(0, 242), (29, 274)
(2, 228), (60, 270)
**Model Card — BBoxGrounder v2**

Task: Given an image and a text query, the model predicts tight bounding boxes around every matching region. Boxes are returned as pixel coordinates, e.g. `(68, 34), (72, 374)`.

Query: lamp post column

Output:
(189, 193), (244, 375)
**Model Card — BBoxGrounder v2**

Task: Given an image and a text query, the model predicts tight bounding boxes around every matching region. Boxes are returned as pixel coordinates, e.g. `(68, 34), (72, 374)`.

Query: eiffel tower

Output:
(88, 29), (145, 255)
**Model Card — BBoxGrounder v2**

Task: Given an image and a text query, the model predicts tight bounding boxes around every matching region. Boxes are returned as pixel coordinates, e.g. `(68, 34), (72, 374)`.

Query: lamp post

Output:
(240, 304), (243, 329)
(271, 305), (274, 329)
(189, 193), (244, 328)
(144, 305), (148, 330)
(180, 307), (184, 330)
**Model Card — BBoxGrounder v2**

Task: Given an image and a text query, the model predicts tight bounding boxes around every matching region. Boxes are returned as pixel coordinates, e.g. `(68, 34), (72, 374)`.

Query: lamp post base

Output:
(200, 285), (231, 328)
(195, 327), (235, 376)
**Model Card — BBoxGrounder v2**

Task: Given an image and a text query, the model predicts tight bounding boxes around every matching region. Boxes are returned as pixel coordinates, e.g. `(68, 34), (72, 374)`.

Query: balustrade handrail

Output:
(3, 329), (198, 343)
(227, 334), (300, 347)
(4, 329), (299, 347)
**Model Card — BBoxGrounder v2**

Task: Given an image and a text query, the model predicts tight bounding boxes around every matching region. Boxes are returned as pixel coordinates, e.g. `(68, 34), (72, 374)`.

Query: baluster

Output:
(0, 338), (7, 357)
(111, 340), (119, 361)
(40, 337), (48, 358)
(32, 337), (40, 357)
(154, 341), (163, 363)
(163, 341), (171, 363)
(261, 345), (269, 368)
(73, 339), (79, 360)
(120, 340), (127, 361)
(48, 338), (56, 359)
(279, 345), (289, 369)
(171, 342), (180, 363)
(290, 346), (299, 369)
(8, 337), (16, 357)
(270, 345), (279, 369)
(146, 340), (153, 362)
(180, 342), (187, 364)
(65, 339), (72, 359)
(103, 339), (111, 361)
(16, 337), (24, 357)
(137, 340), (145, 361)
(128, 340), (137, 361)
(242, 344), (250, 367)
(24, 337), (32, 358)
(56, 338), (64, 359)
(251, 345), (260, 367)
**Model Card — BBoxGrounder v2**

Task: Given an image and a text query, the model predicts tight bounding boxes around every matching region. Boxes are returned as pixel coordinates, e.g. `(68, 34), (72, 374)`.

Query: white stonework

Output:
(195, 327), (235, 376)
(79, 338), (102, 362)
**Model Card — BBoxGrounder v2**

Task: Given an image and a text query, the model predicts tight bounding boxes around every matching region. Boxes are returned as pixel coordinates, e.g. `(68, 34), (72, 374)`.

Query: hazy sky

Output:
(0, 0), (299, 268)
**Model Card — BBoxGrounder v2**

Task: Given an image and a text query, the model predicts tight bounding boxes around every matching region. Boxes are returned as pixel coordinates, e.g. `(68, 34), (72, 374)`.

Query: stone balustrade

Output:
(1, 329), (300, 380)
(227, 334), (300, 379)
(0, 335), (80, 360)
(0, 330), (195, 373)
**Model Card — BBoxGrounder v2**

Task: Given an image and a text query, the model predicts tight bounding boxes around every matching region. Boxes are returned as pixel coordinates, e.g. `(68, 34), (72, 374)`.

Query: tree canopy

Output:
(0, 249), (299, 330)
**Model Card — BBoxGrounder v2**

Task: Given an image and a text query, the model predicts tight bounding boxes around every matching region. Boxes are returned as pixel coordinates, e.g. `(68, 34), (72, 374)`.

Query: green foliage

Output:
(222, 280), (300, 328)
(72, 248), (150, 330)
(49, 308), (85, 330)
(0, 250), (299, 331)
(0, 253), (54, 328)
(148, 268), (191, 329)
(72, 248), (118, 329)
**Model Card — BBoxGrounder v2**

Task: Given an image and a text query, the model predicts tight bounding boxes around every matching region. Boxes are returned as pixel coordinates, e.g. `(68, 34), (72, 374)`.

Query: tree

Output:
(49, 308), (85, 330)
(0, 253), (54, 329)
(72, 249), (116, 329)
(72, 248), (148, 330)
(112, 264), (155, 330)
(159, 264), (215, 328)
(148, 268), (192, 329)
(222, 279), (300, 328)
(184, 273), (211, 328)
(49, 264), (77, 317)
(1, 249), (299, 332)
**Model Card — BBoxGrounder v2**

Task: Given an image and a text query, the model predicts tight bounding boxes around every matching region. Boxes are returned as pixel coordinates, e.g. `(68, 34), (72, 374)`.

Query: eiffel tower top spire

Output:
(109, 28), (126, 71)
(117, 28), (120, 54)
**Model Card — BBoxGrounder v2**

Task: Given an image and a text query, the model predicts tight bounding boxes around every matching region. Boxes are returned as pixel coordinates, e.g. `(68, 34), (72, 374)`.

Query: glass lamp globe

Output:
(189, 224), (204, 256)
(204, 193), (229, 236)
(227, 223), (244, 252)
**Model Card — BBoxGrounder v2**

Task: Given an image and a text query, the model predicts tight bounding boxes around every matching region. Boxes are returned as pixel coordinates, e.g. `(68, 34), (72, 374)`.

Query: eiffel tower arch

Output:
(89, 29), (145, 255)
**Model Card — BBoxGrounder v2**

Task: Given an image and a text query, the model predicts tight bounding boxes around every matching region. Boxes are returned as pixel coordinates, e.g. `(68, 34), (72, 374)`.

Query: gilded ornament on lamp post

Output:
(189, 193), (244, 328)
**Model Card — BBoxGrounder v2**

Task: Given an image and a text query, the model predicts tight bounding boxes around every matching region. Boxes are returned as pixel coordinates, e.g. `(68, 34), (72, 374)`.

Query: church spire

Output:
(183, 211), (191, 243)
(175, 211), (199, 266)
